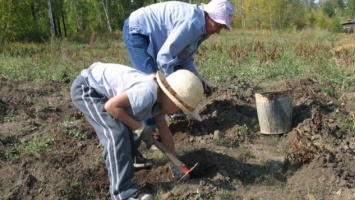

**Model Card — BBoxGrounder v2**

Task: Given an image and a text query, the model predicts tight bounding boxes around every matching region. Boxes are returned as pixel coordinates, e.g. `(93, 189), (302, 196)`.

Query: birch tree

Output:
(101, 0), (112, 33)
(47, 0), (56, 37)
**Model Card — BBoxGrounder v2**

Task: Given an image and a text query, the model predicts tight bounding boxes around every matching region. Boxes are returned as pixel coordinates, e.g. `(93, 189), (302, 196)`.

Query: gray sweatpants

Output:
(70, 74), (140, 200)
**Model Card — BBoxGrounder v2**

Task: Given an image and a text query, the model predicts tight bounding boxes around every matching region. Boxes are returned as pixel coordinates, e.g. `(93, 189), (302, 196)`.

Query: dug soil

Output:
(0, 76), (354, 200)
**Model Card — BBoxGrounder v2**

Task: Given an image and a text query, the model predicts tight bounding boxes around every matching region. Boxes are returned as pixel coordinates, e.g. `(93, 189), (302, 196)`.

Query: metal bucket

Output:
(255, 90), (293, 134)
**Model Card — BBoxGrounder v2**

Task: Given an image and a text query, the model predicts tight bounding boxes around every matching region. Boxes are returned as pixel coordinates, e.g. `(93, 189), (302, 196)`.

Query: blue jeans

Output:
(122, 20), (157, 74)
(122, 19), (157, 129)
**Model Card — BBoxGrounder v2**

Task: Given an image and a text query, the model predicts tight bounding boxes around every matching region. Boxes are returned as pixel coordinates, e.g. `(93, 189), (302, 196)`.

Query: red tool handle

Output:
(178, 165), (190, 175)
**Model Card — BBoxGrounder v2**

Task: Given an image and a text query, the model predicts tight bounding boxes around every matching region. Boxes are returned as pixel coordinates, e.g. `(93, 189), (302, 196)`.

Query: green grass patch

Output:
(61, 120), (89, 140)
(4, 134), (55, 160)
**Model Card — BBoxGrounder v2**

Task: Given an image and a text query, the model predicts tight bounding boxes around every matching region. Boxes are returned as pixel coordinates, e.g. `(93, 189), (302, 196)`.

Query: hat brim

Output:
(209, 14), (232, 30)
(156, 71), (202, 121)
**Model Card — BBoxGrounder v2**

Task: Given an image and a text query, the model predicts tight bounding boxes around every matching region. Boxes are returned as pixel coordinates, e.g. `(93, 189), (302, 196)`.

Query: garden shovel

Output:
(152, 139), (198, 181)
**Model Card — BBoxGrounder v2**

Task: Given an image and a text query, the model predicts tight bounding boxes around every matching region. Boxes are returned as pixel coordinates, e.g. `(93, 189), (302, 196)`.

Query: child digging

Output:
(70, 62), (204, 200)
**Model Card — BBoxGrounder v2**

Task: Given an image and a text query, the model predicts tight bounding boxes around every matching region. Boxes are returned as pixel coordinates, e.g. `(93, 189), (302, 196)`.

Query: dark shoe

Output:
(126, 190), (153, 200)
(133, 153), (153, 169)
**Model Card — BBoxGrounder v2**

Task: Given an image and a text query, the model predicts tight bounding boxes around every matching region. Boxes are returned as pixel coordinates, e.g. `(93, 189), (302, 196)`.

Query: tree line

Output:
(0, 0), (354, 42)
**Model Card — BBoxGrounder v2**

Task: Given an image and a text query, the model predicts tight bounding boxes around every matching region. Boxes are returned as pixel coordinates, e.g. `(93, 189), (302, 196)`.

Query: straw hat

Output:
(156, 70), (204, 121)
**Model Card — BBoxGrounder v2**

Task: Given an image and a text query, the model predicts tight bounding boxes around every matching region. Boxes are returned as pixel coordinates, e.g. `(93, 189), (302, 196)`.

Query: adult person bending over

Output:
(123, 0), (235, 91)
(70, 62), (204, 200)
(122, 0), (235, 157)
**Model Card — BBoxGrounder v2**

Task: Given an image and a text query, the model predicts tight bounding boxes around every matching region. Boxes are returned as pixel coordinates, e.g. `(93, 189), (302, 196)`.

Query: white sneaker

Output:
(126, 190), (153, 200)
(170, 112), (186, 120)
(133, 153), (153, 169)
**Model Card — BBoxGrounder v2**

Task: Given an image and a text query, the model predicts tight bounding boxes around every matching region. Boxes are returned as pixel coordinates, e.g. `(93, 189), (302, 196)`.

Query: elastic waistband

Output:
(80, 69), (89, 77)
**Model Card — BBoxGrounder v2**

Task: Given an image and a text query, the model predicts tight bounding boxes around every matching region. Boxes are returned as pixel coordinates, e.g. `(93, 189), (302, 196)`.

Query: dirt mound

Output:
(0, 76), (354, 199)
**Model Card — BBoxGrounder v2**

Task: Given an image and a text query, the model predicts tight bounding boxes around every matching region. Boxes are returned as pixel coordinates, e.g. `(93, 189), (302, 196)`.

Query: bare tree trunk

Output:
(30, 2), (40, 34)
(101, 0), (112, 33)
(31, 3), (36, 21)
(60, 2), (67, 37)
(62, 10), (67, 37)
(47, 0), (56, 37)
(56, 16), (61, 37)
(240, 0), (246, 29)
(72, 0), (84, 32)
